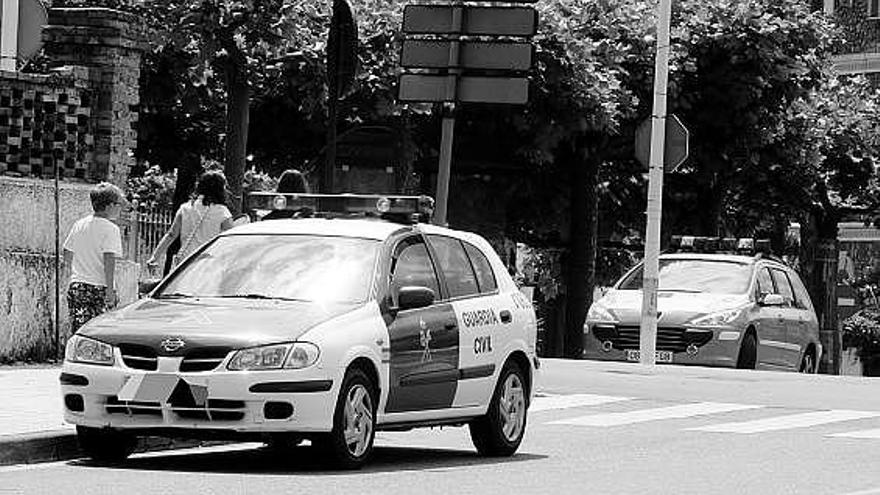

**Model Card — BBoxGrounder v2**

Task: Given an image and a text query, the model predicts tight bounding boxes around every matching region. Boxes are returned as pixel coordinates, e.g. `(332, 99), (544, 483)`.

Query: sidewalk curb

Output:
(0, 430), (231, 466)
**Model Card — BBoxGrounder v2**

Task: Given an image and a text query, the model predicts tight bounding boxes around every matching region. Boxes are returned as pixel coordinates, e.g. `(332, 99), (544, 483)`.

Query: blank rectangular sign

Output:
(401, 40), (533, 71)
(403, 5), (538, 37)
(399, 74), (529, 104)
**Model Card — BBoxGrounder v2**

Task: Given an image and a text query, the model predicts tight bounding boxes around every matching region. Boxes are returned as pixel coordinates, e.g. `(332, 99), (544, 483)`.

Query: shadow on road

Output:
(72, 444), (547, 475)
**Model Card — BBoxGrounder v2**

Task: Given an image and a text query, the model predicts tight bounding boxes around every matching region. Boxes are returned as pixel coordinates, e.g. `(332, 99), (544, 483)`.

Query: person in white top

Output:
(147, 170), (233, 272)
(62, 182), (125, 333)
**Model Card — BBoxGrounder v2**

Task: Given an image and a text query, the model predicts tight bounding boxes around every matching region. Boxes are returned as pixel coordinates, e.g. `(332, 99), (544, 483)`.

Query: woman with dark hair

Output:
(147, 170), (234, 270)
(263, 169), (311, 220)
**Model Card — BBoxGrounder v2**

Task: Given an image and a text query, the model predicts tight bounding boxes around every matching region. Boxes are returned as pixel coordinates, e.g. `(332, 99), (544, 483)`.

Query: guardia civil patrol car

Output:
(61, 193), (538, 469)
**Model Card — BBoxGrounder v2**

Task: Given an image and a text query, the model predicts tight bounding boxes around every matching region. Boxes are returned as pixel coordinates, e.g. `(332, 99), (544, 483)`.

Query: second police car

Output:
(60, 193), (539, 469)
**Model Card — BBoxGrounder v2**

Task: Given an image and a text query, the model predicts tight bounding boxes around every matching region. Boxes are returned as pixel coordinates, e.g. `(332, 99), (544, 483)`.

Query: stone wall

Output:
(0, 176), (139, 362)
(0, 8), (145, 362)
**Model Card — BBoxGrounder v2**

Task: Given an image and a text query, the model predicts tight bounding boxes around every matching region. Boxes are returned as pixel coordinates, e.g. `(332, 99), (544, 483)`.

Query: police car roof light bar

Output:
(246, 193), (435, 224)
(668, 235), (772, 256)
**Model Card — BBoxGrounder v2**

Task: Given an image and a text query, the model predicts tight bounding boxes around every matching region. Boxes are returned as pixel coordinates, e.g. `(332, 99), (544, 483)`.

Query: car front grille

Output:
(119, 344), (158, 371)
(605, 326), (689, 352)
(173, 399), (246, 421)
(180, 347), (231, 372)
(105, 396), (163, 416)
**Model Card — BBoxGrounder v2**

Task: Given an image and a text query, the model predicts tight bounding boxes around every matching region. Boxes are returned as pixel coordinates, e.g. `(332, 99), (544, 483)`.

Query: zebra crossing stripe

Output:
(689, 410), (880, 434)
(829, 428), (880, 439)
(548, 402), (762, 427)
(531, 394), (631, 412)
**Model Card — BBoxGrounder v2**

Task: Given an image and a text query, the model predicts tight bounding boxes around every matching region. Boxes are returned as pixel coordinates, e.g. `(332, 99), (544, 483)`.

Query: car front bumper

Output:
(60, 361), (341, 434)
(582, 324), (743, 368)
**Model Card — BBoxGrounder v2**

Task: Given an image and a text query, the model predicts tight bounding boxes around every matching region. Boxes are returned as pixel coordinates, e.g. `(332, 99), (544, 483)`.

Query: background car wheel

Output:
(736, 332), (757, 370)
(76, 426), (137, 463)
(314, 368), (376, 469)
(469, 361), (528, 457)
(799, 349), (817, 373)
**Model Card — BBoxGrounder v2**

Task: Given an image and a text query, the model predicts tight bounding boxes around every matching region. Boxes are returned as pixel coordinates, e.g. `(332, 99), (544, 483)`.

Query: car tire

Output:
(799, 349), (817, 373)
(469, 361), (528, 457)
(314, 368), (377, 469)
(76, 426), (137, 463)
(736, 332), (757, 370)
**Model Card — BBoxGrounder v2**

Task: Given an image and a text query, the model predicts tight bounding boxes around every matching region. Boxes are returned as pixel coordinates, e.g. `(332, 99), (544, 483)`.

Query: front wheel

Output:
(314, 369), (377, 469)
(76, 426), (137, 463)
(736, 332), (757, 370)
(469, 362), (528, 457)
(799, 349), (817, 373)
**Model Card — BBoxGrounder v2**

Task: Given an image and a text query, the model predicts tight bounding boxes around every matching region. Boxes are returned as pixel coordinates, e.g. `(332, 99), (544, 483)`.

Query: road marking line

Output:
(829, 428), (880, 439)
(690, 410), (880, 434)
(548, 402), (762, 427)
(531, 394), (631, 412)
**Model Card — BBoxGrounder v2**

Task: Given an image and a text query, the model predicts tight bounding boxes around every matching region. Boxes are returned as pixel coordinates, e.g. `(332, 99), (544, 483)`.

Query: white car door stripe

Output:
(690, 410), (880, 434)
(549, 402), (761, 427)
(530, 394), (631, 412)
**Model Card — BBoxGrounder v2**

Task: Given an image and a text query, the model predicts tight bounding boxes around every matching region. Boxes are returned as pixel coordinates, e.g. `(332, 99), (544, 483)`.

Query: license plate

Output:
(625, 350), (673, 363)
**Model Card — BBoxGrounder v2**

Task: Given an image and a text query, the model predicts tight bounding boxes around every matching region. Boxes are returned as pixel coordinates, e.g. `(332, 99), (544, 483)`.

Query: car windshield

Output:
(617, 258), (752, 294)
(155, 234), (380, 304)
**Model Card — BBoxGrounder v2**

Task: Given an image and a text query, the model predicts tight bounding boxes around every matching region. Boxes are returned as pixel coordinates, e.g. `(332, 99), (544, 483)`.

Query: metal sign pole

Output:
(639, 0), (673, 367)
(1, 0), (20, 71)
(433, 0), (463, 226)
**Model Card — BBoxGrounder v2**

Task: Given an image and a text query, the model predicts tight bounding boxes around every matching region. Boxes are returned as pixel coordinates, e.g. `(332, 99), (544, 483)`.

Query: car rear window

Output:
(617, 258), (753, 294)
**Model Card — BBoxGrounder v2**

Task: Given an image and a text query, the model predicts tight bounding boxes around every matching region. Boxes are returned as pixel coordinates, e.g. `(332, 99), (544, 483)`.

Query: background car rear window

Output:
(427, 235), (479, 298)
(463, 241), (497, 293)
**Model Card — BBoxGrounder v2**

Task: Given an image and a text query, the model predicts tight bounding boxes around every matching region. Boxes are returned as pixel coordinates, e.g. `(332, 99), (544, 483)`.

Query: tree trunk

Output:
(563, 140), (599, 359)
(801, 205), (840, 374)
(224, 59), (250, 215)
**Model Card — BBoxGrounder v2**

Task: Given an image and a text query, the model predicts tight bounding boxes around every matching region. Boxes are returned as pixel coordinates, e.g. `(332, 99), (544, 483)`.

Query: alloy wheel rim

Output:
(802, 354), (815, 373)
(343, 384), (373, 457)
(499, 373), (525, 442)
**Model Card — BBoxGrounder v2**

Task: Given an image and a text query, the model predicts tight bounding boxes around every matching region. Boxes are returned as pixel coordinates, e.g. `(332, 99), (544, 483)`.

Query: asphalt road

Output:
(3, 359), (880, 495)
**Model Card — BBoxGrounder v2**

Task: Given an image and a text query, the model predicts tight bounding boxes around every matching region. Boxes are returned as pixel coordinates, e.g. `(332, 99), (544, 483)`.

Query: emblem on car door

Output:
(160, 337), (186, 353)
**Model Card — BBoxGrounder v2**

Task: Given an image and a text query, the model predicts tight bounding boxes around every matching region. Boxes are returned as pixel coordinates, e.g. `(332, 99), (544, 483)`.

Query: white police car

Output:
(61, 194), (538, 468)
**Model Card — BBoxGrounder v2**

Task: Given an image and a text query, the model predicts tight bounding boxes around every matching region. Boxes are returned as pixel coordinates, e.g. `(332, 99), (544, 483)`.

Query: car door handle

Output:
(500, 310), (512, 324)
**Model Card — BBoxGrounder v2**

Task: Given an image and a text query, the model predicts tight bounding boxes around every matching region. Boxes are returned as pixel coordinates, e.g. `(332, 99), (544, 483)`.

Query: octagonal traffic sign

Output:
(634, 114), (689, 172)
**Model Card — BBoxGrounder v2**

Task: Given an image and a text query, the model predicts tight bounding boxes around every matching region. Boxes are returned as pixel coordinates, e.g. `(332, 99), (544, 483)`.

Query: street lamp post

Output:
(639, 0), (674, 367)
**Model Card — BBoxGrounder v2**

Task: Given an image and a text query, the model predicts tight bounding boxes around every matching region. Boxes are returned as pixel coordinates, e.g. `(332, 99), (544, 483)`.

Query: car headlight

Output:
(65, 335), (115, 366)
(688, 307), (745, 327)
(586, 304), (616, 323)
(227, 342), (320, 371)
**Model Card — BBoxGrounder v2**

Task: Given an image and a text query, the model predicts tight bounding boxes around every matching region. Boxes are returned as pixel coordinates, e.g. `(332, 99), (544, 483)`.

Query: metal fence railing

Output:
(120, 201), (174, 272)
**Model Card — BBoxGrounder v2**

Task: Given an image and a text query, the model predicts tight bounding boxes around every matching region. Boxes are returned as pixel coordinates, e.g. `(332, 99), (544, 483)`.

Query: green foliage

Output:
(842, 308), (880, 357)
(125, 165), (176, 208)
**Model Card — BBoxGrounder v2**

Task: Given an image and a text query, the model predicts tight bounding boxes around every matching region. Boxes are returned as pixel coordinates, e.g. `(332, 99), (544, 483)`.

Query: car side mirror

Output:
(397, 286), (435, 310)
(760, 293), (785, 306)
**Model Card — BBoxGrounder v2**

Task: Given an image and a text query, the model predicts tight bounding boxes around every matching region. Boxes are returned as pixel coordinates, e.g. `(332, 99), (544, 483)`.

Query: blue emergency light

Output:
(246, 193), (435, 224)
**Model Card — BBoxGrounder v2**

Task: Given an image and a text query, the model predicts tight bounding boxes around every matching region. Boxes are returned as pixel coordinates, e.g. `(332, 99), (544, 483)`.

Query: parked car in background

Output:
(584, 236), (821, 372)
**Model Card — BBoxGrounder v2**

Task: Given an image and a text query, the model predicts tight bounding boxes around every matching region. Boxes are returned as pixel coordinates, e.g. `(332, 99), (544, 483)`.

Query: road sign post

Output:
(640, 0), (675, 367)
(399, 0), (537, 225)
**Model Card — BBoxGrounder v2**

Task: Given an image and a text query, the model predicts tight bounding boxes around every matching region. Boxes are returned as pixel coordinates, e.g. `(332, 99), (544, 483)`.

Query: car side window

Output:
(426, 235), (479, 298)
(463, 241), (498, 293)
(755, 266), (775, 300)
(788, 271), (814, 311)
(769, 268), (796, 307)
(391, 239), (441, 303)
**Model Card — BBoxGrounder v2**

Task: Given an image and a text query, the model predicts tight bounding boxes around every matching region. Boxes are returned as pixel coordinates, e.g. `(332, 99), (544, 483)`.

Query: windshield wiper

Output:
(154, 292), (193, 299)
(217, 294), (307, 302)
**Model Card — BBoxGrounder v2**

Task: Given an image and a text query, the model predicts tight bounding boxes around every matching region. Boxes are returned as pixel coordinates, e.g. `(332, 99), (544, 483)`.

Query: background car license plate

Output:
(625, 350), (673, 363)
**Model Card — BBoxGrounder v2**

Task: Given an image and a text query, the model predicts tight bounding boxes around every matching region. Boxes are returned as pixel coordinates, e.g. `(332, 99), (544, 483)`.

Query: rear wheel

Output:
(76, 426), (137, 463)
(469, 361), (528, 457)
(736, 332), (757, 370)
(799, 348), (817, 373)
(314, 368), (376, 469)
